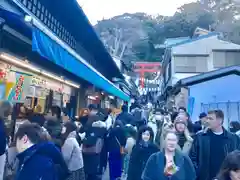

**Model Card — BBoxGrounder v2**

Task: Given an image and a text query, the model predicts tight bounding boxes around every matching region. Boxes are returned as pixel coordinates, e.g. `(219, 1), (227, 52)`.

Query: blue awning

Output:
(32, 28), (130, 101)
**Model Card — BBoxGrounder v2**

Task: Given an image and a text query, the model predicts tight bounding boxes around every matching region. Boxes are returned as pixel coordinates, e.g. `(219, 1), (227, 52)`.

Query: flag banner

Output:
(7, 71), (32, 101)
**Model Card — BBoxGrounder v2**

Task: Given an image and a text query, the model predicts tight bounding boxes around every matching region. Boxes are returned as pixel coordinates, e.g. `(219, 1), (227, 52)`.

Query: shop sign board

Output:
(7, 71), (32, 102)
(86, 86), (96, 95)
(31, 76), (47, 87)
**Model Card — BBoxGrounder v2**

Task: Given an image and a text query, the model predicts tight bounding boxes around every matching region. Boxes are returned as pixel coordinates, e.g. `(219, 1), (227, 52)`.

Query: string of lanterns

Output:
(138, 78), (161, 85)
(138, 87), (161, 95)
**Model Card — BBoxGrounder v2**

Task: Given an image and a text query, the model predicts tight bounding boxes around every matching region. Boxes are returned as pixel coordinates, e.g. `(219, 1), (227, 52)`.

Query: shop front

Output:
(0, 54), (78, 115)
(85, 86), (101, 107)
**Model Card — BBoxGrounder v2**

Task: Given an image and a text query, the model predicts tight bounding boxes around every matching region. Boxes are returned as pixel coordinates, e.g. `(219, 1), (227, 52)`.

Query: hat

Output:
(199, 112), (207, 119)
(174, 117), (187, 126)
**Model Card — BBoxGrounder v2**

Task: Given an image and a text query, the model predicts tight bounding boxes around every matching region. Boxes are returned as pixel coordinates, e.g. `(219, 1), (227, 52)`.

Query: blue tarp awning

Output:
(32, 28), (130, 101)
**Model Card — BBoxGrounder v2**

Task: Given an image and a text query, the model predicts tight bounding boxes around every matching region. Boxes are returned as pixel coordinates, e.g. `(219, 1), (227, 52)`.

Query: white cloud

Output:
(77, 0), (195, 25)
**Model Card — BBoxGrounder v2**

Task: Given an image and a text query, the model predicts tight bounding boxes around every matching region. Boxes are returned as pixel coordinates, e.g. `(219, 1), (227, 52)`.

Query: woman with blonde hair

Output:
(142, 130), (196, 180)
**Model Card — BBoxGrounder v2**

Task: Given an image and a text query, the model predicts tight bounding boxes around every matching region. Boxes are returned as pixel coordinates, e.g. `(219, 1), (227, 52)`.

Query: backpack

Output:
(132, 109), (142, 121)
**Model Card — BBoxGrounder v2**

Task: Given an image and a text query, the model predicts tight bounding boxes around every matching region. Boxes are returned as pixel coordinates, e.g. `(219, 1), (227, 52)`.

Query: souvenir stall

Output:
(0, 57), (76, 113)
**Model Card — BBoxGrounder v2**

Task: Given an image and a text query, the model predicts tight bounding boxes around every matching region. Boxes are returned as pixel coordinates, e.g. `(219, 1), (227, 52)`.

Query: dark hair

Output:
(15, 123), (45, 144)
(217, 150), (240, 180)
(137, 126), (154, 143)
(51, 106), (61, 119)
(62, 121), (77, 141)
(125, 125), (137, 139)
(121, 105), (128, 112)
(178, 107), (186, 112)
(64, 121), (77, 133)
(230, 121), (240, 133)
(199, 112), (207, 119)
(88, 104), (98, 111)
(114, 120), (124, 128)
(171, 112), (179, 122)
(208, 109), (224, 120)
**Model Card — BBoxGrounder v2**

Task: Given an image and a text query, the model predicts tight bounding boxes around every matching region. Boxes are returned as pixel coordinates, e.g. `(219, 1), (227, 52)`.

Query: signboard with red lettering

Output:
(7, 72), (31, 101)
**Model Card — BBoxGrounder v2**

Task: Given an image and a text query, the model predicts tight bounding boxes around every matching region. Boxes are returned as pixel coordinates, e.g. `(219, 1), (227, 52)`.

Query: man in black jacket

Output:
(189, 109), (240, 180)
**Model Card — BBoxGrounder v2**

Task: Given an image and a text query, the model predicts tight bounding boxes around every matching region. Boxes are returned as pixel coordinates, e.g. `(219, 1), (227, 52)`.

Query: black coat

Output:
(194, 120), (202, 133)
(189, 128), (240, 180)
(29, 113), (46, 127)
(116, 112), (135, 125)
(127, 143), (159, 180)
(15, 142), (69, 180)
(0, 118), (6, 156)
(107, 126), (126, 153)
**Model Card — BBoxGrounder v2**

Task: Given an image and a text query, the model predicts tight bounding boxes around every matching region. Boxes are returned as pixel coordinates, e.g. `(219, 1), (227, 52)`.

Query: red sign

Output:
(0, 69), (6, 81)
(14, 75), (24, 100)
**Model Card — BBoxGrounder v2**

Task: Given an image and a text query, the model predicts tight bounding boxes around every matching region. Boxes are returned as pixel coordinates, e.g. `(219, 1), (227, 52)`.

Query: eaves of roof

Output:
(176, 66), (240, 87)
(168, 32), (220, 48)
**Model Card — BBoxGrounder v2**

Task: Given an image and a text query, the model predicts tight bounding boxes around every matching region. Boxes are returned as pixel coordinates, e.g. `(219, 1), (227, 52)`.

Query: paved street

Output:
(102, 167), (109, 180)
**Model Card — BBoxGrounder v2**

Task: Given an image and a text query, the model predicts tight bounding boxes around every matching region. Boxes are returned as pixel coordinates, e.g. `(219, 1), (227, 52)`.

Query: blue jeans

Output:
(123, 154), (130, 174)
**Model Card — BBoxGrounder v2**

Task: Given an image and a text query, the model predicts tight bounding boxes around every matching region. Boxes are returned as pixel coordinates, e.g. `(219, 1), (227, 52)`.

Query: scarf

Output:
(177, 133), (186, 149)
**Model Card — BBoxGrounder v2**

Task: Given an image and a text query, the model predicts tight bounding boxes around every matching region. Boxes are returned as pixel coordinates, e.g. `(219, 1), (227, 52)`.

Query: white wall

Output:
(189, 74), (240, 129)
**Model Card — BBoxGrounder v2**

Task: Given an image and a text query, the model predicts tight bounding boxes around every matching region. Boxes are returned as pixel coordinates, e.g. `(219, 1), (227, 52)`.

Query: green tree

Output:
(95, 0), (240, 63)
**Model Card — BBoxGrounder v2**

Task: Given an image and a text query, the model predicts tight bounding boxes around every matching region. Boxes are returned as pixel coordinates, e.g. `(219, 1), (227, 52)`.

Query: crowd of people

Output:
(1, 100), (240, 180)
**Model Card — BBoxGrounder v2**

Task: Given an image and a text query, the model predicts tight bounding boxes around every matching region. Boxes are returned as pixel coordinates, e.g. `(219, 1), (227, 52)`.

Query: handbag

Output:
(115, 137), (124, 154)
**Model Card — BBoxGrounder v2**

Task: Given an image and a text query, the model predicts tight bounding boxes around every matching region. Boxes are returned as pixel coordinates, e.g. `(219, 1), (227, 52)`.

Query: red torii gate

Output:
(133, 62), (161, 88)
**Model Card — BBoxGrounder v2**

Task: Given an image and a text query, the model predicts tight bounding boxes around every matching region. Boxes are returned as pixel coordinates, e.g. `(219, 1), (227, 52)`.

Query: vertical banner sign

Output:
(0, 68), (7, 100)
(7, 72), (31, 101)
(188, 97), (195, 117)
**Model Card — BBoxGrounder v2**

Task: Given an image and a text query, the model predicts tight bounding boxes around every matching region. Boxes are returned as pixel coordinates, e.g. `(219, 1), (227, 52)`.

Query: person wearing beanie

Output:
(174, 117), (193, 154)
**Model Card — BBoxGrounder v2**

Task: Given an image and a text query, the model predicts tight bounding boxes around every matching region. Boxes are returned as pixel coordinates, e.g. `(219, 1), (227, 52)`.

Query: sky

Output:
(77, 0), (195, 25)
